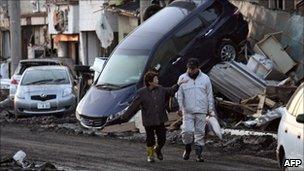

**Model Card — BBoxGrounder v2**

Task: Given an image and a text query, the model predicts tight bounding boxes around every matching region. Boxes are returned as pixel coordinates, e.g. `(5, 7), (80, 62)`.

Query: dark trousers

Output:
(145, 124), (166, 148)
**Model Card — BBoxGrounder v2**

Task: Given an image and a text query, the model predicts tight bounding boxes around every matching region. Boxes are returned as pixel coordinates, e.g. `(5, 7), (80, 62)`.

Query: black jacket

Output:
(121, 84), (179, 126)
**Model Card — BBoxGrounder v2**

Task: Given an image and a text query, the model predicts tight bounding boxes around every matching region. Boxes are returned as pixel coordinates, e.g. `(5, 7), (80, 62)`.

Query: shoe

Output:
(147, 147), (155, 163)
(194, 145), (204, 162)
(183, 144), (192, 160)
(154, 146), (163, 160)
(196, 155), (204, 162)
(147, 156), (155, 162)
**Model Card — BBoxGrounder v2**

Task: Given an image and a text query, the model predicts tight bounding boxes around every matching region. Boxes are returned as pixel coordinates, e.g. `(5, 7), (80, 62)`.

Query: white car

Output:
(9, 59), (63, 100)
(277, 83), (304, 171)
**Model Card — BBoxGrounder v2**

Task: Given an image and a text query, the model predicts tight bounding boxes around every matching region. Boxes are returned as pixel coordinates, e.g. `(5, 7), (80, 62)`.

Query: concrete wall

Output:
(20, 0), (47, 15)
(79, 31), (101, 65)
(118, 16), (138, 42)
(0, 2), (9, 30)
(79, 0), (118, 32)
(48, 4), (79, 34)
(230, 0), (304, 81)
(1, 31), (10, 59)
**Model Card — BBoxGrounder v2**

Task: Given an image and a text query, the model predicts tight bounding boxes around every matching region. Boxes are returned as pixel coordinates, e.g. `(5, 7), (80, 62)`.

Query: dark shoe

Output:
(194, 145), (204, 162)
(154, 146), (163, 160)
(196, 155), (204, 162)
(183, 144), (192, 160)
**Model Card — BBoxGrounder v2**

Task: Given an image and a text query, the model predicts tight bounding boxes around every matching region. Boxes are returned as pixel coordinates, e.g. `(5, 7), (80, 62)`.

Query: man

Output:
(110, 71), (187, 162)
(177, 58), (215, 162)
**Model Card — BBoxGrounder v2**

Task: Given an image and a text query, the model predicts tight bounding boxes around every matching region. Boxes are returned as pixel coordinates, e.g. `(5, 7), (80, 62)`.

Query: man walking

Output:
(177, 58), (215, 162)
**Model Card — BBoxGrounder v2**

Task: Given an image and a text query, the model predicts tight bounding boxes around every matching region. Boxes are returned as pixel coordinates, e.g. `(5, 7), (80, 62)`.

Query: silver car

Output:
(14, 66), (76, 116)
(9, 59), (63, 100)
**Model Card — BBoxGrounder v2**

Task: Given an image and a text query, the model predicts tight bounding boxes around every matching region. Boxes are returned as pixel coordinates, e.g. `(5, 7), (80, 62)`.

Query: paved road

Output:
(0, 124), (279, 171)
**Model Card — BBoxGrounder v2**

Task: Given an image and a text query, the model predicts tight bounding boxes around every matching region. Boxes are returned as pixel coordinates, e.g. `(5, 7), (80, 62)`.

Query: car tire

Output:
(143, 5), (162, 21)
(280, 151), (289, 171)
(217, 40), (237, 62)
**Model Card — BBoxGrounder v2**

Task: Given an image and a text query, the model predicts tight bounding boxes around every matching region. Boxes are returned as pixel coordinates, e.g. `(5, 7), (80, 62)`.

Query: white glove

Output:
(209, 111), (216, 117)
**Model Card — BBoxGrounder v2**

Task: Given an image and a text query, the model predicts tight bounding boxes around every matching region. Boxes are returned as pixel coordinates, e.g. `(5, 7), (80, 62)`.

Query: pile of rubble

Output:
(0, 150), (62, 170)
(208, 32), (302, 131)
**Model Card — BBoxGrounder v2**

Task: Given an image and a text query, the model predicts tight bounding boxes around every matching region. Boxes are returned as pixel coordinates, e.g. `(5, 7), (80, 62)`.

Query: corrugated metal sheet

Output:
(208, 61), (278, 102)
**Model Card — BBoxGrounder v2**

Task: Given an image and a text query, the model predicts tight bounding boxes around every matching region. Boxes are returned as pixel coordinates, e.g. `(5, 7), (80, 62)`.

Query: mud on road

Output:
(0, 106), (279, 170)
(0, 124), (278, 171)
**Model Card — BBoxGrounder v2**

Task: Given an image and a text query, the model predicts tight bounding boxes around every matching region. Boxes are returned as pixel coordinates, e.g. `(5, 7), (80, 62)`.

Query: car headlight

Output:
(107, 106), (129, 121)
(16, 93), (25, 99)
(62, 88), (72, 97)
(15, 90), (25, 99)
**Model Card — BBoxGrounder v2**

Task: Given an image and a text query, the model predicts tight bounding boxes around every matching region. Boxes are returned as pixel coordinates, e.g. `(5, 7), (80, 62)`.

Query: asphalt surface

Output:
(0, 124), (279, 171)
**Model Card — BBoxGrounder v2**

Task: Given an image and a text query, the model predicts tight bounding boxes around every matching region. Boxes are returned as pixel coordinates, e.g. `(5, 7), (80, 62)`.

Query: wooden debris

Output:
(254, 93), (266, 117)
(169, 118), (182, 131)
(259, 95), (276, 108)
(266, 86), (297, 104)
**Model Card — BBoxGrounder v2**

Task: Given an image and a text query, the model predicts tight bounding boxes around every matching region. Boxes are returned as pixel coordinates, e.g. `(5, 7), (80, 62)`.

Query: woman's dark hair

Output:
(144, 71), (158, 87)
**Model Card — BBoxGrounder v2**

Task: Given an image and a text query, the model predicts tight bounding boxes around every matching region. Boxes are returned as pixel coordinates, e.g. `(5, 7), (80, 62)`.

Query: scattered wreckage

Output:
(0, 150), (59, 170)
(208, 32), (303, 131)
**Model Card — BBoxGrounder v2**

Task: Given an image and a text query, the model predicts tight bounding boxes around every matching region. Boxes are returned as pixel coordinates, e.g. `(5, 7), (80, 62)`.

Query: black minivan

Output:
(76, 0), (248, 128)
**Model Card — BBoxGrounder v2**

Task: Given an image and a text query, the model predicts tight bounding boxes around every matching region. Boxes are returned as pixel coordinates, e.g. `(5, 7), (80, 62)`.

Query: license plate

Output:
(37, 102), (51, 109)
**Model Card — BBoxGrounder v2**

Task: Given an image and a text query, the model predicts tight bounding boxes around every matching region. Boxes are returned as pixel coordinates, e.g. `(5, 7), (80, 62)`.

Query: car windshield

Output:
(15, 61), (60, 75)
(21, 69), (70, 85)
(96, 49), (149, 88)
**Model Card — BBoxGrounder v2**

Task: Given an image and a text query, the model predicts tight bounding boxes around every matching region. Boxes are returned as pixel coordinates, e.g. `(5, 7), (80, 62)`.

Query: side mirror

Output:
(73, 80), (78, 86)
(296, 114), (304, 124)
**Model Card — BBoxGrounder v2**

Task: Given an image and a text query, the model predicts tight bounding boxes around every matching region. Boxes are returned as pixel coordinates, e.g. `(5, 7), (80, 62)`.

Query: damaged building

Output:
(0, 0), (50, 79)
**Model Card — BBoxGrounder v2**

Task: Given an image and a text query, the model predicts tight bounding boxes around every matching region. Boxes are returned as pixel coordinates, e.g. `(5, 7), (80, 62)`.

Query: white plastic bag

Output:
(95, 12), (114, 49)
(206, 116), (222, 140)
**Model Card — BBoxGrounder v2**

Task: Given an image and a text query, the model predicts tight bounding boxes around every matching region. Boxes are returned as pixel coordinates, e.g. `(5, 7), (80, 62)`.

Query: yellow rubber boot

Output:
(147, 147), (155, 162)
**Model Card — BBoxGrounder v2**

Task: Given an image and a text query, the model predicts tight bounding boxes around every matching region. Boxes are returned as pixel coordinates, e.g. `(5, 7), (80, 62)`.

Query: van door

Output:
(150, 38), (180, 87)
(150, 17), (207, 86)
(191, 1), (224, 70)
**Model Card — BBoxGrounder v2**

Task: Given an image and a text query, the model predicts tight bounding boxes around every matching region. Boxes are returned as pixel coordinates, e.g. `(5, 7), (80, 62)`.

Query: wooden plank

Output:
(241, 95), (258, 104)
(258, 95), (276, 108)
(253, 94), (266, 117)
(218, 99), (256, 112)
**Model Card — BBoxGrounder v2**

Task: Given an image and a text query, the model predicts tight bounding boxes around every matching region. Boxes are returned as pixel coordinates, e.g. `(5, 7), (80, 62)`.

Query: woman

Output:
(106, 71), (187, 162)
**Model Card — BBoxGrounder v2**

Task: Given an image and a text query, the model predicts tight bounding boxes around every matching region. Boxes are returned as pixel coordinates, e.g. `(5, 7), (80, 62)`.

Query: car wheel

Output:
(281, 154), (288, 171)
(218, 40), (237, 62)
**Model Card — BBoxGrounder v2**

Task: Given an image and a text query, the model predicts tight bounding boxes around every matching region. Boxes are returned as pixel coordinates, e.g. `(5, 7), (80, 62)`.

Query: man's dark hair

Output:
(144, 71), (158, 87)
(187, 58), (200, 69)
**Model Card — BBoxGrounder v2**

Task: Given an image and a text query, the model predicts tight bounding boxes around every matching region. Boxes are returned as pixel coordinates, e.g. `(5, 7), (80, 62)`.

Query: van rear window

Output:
(199, 1), (223, 24)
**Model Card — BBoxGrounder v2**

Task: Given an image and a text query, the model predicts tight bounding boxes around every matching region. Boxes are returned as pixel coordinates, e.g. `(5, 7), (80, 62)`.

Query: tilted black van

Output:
(76, 0), (248, 128)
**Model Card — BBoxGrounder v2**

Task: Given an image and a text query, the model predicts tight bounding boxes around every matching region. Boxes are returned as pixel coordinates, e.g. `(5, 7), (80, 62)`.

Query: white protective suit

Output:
(177, 70), (214, 146)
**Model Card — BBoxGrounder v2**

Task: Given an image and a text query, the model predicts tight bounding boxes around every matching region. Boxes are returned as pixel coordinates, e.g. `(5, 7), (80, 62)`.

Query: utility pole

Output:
(8, 0), (21, 75)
